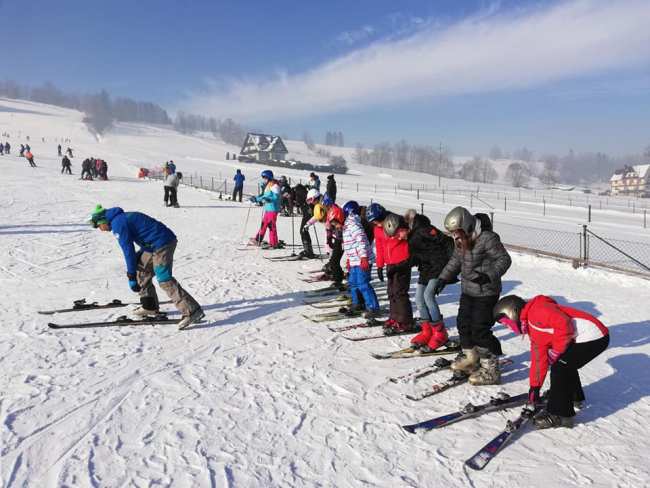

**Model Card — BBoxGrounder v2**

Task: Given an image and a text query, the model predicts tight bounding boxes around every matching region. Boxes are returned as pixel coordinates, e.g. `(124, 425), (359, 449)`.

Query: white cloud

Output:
(335, 25), (375, 46)
(181, 0), (650, 122)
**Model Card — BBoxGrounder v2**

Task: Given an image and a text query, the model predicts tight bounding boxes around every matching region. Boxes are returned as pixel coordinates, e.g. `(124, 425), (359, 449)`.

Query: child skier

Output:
(90, 205), (204, 330)
(366, 203), (415, 335)
(334, 201), (380, 318)
(408, 213), (454, 352)
(250, 170), (281, 248)
(25, 150), (36, 167)
(494, 295), (609, 428)
(436, 207), (512, 385)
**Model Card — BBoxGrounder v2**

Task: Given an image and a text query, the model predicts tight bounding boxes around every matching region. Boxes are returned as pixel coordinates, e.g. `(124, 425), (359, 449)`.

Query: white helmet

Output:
(306, 188), (321, 202)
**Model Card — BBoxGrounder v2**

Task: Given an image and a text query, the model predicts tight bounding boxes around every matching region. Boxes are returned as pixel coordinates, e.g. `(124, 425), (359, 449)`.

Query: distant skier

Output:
(164, 167), (180, 207)
(4, 142), (9, 154)
(278, 176), (292, 215)
(408, 213), (454, 352)
(19, 144), (25, 157)
(0, 143), (4, 155)
(494, 295), (609, 428)
(326, 174), (337, 203)
(58, 144), (62, 157)
(61, 155), (72, 174)
(66, 147), (73, 158)
(232, 169), (245, 202)
(25, 150), (36, 167)
(168, 160), (176, 174)
(307, 172), (321, 191)
(99, 160), (108, 180)
(435, 207), (512, 385)
(81, 158), (93, 180)
(25, 144), (30, 152)
(249, 170), (282, 248)
(90, 205), (204, 329)
(95, 158), (102, 177)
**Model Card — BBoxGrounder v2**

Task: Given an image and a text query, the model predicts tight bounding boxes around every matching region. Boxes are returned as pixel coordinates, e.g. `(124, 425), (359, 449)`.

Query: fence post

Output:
(356, 182), (359, 192)
(442, 190), (445, 204)
(420, 202), (424, 214)
(374, 183), (377, 193)
(370, 198), (373, 205)
(211, 176), (214, 191)
(582, 225), (588, 265)
(489, 212), (494, 226)
(394, 185), (396, 195)
(543, 198), (546, 216)
(200, 176), (203, 188)
(588, 204), (591, 222)
(410, 183), (413, 191)
(190, 175), (193, 186)
(633, 202), (636, 214)
(417, 189), (420, 200)
(504, 196), (507, 212)
(645, 209), (647, 229)
(470, 194), (473, 208)
(224, 179), (227, 193)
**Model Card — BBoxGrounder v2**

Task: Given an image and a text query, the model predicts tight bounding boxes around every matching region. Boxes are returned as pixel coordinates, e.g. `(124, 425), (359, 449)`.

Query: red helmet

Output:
(327, 205), (345, 224)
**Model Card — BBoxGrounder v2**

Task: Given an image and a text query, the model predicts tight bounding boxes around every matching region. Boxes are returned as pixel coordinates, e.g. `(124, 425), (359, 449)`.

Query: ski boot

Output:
(468, 348), (501, 385)
(450, 347), (479, 374)
(533, 411), (574, 429)
(363, 308), (381, 321)
(420, 321), (449, 353)
(133, 297), (160, 318)
(383, 321), (416, 336)
(338, 305), (363, 317)
(410, 321), (433, 349)
(178, 308), (206, 330)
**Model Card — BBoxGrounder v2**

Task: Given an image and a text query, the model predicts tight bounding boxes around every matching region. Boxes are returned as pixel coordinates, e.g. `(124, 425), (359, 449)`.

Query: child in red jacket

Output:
(366, 203), (414, 335)
(494, 295), (609, 428)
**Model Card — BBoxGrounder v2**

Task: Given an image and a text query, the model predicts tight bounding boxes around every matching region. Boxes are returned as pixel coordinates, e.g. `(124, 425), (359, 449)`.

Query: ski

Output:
(265, 253), (328, 262)
(389, 357), (453, 383)
(303, 285), (347, 297)
(327, 319), (384, 332)
(48, 314), (181, 329)
(308, 298), (352, 309)
(371, 340), (461, 360)
(303, 294), (350, 306)
(402, 392), (529, 433)
(341, 328), (416, 342)
(465, 405), (537, 470)
(38, 298), (127, 315)
(300, 274), (331, 283)
(406, 359), (515, 401)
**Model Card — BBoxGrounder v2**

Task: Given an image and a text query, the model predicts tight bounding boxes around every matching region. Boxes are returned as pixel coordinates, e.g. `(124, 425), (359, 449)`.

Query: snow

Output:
(1, 99), (650, 487)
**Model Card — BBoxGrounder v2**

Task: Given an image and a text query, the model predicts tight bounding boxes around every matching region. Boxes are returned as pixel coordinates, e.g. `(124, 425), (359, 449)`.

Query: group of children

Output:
(249, 168), (611, 430)
(81, 157), (109, 180)
(0, 141), (10, 155)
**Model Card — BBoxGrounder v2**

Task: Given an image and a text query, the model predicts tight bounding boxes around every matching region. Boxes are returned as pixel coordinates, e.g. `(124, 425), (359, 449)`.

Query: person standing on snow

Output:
(89, 205), (204, 329)
(408, 213), (455, 352)
(494, 295), (609, 428)
(58, 144), (62, 157)
(298, 188), (325, 259)
(61, 155), (72, 174)
(25, 149), (36, 167)
(164, 168), (180, 207)
(435, 206), (512, 386)
(19, 144), (25, 157)
(4, 142), (9, 154)
(232, 169), (245, 202)
(307, 172), (321, 191)
(326, 174), (337, 203)
(250, 170), (282, 248)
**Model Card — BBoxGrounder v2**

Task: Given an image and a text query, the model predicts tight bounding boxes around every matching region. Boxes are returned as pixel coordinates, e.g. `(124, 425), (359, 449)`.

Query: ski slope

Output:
(1, 99), (650, 487)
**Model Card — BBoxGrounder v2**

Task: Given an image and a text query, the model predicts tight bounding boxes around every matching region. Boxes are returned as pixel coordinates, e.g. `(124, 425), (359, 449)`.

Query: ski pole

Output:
(240, 203), (253, 244)
(291, 207), (296, 256)
(312, 225), (324, 262)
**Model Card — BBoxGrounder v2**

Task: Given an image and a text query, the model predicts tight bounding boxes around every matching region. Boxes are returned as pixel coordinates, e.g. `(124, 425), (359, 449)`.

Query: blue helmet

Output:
(342, 200), (360, 216)
(366, 203), (386, 222)
(261, 169), (274, 180)
(322, 193), (334, 207)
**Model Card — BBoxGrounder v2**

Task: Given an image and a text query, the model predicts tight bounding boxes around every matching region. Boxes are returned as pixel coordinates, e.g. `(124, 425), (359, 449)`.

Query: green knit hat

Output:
(89, 204), (107, 227)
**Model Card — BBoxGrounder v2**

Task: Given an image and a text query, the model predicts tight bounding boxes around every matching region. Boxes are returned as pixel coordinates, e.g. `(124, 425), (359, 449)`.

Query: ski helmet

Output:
(306, 188), (321, 202)
(493, 295), (527, 334)
(313, 203), (327, 222)
(327, 205), (345, 224)
(382, 213), (401, 237)
(366, 203), (386, 222)
(322, 193), (334, 207)
(261, 169), (274, 180)
(342, 200), (360, 216)
(444, 206), (475, 234)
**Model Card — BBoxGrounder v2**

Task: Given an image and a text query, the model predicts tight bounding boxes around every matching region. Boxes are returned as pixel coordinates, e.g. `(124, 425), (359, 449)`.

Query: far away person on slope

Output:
(90, 205), (204, 330)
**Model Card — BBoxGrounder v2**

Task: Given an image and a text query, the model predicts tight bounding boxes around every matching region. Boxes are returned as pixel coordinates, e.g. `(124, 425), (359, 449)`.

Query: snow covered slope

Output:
(2, 99), (650, 487)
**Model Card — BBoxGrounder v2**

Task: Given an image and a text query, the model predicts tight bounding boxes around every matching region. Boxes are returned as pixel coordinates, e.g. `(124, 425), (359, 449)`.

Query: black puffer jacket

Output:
(408, 214), (454, 284)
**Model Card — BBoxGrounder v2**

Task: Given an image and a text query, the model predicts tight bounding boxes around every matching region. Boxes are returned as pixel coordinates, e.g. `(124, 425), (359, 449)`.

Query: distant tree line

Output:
(354, 140), (455, 178)
(325, 131), (344, 147)
(0, 79), (247, 144)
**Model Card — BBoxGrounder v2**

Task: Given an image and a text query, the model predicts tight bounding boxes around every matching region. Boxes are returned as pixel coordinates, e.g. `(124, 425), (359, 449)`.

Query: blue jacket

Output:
(105, 207), (176, 276)
(234, 172), (245, 187)
(258, 181), (281, 212)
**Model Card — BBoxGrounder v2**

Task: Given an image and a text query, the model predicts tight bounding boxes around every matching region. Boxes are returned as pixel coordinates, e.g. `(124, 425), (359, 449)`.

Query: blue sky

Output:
(2, 0), (649, 156)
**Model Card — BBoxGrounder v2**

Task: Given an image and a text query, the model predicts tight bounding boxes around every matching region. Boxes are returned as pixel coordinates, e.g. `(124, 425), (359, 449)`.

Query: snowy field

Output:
(2, 100), (650, 487)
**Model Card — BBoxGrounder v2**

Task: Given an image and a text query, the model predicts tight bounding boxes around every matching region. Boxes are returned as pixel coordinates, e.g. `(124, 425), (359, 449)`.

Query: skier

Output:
(66, 147), (73, 158)
(81, 158), (93, 180)
(408, 213), (454, 352)
(168, 160), (176, 174)
(307, 172), (320, 191)
(58, 144), (62, 157)
(297, 188), (325, 259)
(324, 200), (345, 287)
(89, 205), (204, 329)
(25, 144), (30, 152)
(25, 150), (36, 167)
(61, 155), (72, 174)
(4, 142), (9, 154)
(100, 160), (108, 180)
(249, 170), (282, 248)
(326, 174), (337, 203)
(164, 167), (180, 207)
(436, 207), (512, 385)
(279, 176), (293, 216)
(366, 203), (415, 335)
(494, 295), (609, 428)
(19, 144), (25, 157)
(293, 183), (307, 216)
(95, 158), (102, 177)
(232, 169), (245, 202)
(334, 201), (380, 318)
(0, 143), (3, 155)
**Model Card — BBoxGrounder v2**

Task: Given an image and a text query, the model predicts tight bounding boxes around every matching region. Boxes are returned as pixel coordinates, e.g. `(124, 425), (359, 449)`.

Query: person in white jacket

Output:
(164, 168), (181, 208)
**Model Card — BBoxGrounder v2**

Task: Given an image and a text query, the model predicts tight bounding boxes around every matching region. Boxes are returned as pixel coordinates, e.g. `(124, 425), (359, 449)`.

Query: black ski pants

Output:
(547, 335), (609, 417)
(164, 186), (171, 206)
(386, 260), (413, 325)
(328, 240), (344, 283)
(457, 294), (502, 355)
(300, 206), (313, 256)
(232, 186), (243, 202)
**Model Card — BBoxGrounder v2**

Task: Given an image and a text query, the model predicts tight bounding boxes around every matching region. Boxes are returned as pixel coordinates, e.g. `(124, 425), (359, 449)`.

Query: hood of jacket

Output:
(520, 295), (558, 323)
(105, 207), (125, 222)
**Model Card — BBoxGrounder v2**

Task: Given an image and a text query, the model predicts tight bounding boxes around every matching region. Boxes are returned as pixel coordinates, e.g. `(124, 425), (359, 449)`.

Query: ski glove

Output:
(377, 267), (385, 282)
(433, 279), (446, 296)
(548, 349), (562, 365)
(127, 273), (141, 292)
(470, 272), (490, 285)
(360, 257), (369, 271)
(249, 196), (257, 203)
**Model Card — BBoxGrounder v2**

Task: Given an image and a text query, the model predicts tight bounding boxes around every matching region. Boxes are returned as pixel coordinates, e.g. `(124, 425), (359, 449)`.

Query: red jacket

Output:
(373, 223), (409, 268)
(520, 295), (608, 388)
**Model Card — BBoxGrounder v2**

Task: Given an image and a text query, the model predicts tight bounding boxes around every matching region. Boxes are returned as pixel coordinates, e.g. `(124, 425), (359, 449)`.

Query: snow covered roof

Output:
(610, 164), (650, 182)
(240, 133), (288, 156)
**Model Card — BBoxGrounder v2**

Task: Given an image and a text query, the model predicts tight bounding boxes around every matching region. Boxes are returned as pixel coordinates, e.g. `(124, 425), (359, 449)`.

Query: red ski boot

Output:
(410, 321), (433, 349)
(420, 321), (448, 353)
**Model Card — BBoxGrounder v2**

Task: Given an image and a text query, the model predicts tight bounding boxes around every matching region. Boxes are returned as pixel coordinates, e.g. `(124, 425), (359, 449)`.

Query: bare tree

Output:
(506, 162), (531, 187)
(489, 145), (503, 160)
(303, 132), (315, 150)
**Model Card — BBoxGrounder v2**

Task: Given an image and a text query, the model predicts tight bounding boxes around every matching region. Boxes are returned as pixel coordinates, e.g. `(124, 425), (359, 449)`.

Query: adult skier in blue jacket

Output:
(90, 205), (204, 329)
(233, 169), (245, 202)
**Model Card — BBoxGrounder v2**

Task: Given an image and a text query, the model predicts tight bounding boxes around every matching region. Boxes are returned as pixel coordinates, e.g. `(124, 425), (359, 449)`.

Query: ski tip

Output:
(464, 459), (485, 471)
(47, 323), (61, 328)
(402, 425), (417, 434)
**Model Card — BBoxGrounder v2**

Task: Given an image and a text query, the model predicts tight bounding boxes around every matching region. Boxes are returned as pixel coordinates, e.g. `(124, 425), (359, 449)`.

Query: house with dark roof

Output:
(239, 133), (288, 162)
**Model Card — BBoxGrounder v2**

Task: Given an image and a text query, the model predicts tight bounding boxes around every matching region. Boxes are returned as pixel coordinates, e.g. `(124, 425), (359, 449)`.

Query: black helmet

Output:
(444, 206), (475, 234)
(493, 295), (527, 323)
(382, 213), (401, 237)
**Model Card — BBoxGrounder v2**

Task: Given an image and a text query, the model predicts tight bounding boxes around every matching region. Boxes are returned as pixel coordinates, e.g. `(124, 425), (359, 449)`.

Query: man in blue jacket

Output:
(90, 205), (204, 329)
(232, 169), (245, 202)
